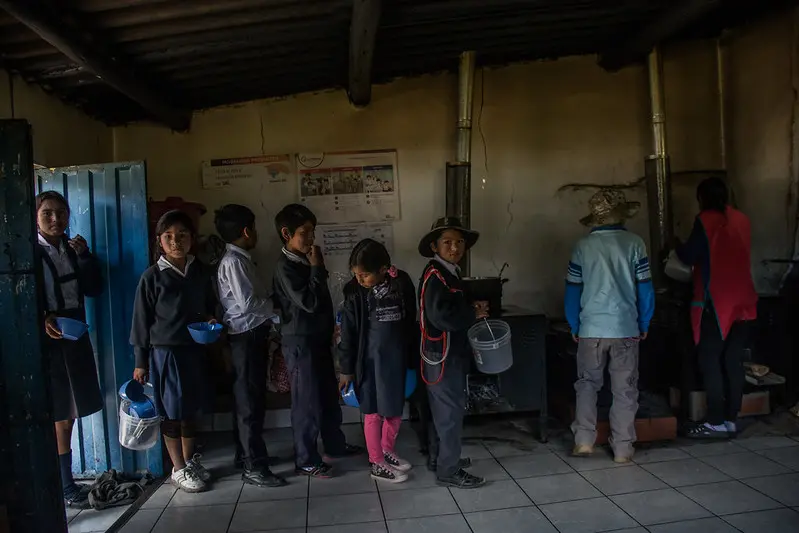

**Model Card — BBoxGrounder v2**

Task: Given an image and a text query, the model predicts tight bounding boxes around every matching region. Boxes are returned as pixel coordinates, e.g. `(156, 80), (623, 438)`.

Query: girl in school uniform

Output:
(130, 210), (217, 493)
(36, 191), (104, 509)
(337, 239), (418, 482)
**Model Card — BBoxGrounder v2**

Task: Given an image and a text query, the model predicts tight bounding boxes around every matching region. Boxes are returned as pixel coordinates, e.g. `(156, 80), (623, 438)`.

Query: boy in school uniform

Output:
(215, 204), (287, 487)
(272, 204), (363, 478)
(418, 217), (488, 489)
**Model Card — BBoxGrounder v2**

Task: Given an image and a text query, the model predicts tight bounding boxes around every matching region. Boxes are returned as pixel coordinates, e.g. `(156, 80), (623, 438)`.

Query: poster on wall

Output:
(296, 150), (400, 224)
(318, 222), (395, 306)
(202, 154), (294, 189)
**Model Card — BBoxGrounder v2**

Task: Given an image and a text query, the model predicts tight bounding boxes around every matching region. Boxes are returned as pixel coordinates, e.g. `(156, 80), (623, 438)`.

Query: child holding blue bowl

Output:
(35, 190), (104, 509)
(337, 239), (418, 483)
(130, 210), (218, 493)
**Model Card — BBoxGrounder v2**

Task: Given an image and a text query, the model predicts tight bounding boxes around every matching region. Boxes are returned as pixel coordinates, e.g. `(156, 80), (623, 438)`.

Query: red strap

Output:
(418, 266), (461, 385)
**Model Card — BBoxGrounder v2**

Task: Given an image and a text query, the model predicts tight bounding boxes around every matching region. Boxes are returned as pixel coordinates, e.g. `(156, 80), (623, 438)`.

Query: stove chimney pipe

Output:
(447, 51), (476, 275)
(645, 47), (673, 288)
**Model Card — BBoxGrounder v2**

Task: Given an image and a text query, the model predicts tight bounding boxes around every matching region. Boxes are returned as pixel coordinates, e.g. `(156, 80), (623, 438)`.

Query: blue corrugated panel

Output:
(36, 161), (162, 478)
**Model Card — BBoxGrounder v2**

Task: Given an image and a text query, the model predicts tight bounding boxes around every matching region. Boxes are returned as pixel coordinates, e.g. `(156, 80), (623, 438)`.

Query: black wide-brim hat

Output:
(418, 216), (480, 258)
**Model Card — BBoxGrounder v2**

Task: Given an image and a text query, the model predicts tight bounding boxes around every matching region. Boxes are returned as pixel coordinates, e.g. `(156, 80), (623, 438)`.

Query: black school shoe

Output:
(436, 468), (486, 489)
(427, 457), (472, 472)
(295, 462), (334, 479)
(242, 468), (288, 488)
(324, 443), (365, 459)
(64, 483), (91, 509)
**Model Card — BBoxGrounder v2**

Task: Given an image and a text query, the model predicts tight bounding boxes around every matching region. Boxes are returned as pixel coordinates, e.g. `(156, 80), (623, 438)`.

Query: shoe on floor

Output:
(572, 444), (594, 457)
(325, 443), (364, 459)
(63, 483), (91, 509)
(383, 451), (412, 472)
(613, 454), (633, 464)
(186, 453), (211, 482)
(171, 466), (207, 493)
(427, 457), (471, 472)
(371, 462), (408, 483)
(436, 468), (485, 489)
(242, 468), (287, 488)
(686, 422), (729, 439)
(295, 462), (334, 479)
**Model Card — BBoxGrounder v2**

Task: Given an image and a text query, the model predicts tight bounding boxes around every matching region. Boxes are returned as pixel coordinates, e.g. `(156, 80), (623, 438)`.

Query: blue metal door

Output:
(1, 119), (67, 533)
(36, 161), (163, 478)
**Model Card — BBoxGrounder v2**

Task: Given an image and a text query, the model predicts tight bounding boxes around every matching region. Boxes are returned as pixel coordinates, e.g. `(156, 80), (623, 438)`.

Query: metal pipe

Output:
(648, 48), (667, 158)
(456, 51), (476, 164)
(645, 47), (673, 287)
(716, 39), (727, 169)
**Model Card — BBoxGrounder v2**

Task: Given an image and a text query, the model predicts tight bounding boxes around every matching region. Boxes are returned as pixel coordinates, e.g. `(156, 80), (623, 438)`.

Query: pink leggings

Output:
(363, 414), (402, 464)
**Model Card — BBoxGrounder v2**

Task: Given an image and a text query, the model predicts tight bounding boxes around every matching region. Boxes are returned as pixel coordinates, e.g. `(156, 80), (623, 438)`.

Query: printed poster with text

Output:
(296, 150), (400, 223)
(202, 154), (294, 189)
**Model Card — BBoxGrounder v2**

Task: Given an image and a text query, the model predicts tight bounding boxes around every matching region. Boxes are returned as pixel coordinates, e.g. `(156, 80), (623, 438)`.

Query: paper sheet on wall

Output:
(202, 154), (294, 189)
(296, 150), (400, 223)
(319, 222), (395, 308)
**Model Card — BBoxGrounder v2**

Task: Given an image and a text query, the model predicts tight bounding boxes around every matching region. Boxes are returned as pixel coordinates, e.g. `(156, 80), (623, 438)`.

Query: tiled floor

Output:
(86, 424), (799, 533)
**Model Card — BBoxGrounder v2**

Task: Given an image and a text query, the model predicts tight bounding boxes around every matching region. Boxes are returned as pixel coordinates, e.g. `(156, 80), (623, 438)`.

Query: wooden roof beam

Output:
(0, 0), (190, 131)
(598, 0), (723, 72)
(348, 0), (381, 107)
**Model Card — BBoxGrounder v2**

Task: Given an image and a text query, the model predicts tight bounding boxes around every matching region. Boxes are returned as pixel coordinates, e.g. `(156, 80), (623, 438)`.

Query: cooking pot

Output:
(462, 277), (507, 317)
(461, 262), (509, 317)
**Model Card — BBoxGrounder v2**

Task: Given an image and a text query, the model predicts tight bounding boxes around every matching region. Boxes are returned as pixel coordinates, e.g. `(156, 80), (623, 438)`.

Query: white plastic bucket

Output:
(119, 399), (162, 451)
(468, 319), (513, 374)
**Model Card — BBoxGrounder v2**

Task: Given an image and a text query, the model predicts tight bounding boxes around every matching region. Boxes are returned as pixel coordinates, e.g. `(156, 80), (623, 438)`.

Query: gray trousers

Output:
(571, 338), (639, 456)
(426, 351), (468, 478)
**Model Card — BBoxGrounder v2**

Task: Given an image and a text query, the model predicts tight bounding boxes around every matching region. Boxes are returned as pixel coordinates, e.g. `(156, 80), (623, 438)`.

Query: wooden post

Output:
(348, 0), (382, 107)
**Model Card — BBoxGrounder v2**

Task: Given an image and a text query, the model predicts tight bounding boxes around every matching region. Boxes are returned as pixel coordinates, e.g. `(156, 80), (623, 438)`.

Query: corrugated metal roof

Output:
(0, 0), (794, 127)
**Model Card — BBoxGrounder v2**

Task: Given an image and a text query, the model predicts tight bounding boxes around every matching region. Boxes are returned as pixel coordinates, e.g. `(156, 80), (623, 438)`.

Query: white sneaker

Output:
(383, 451), (412, 472)
(186, 453), (212, 482)
(371, 462), (408, 483)
(171, 466), (207, 493)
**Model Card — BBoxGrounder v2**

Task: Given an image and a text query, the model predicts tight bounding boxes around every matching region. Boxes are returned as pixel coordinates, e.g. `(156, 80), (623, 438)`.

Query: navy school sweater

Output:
(129, 258), (217, 368)
(271, 253), (334, 342)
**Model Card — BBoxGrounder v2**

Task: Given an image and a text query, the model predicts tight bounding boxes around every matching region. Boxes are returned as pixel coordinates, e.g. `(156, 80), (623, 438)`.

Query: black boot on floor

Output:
(436, 468), (485, 489)
(242, 469), (287, 488)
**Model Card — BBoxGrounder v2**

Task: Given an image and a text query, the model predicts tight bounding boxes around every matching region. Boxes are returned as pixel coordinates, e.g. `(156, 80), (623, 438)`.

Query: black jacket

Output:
(35, 235), (103, 318)
(419, 260), (475, 360)
(272, 254), (334, 341)
(337, 270), (419, 385)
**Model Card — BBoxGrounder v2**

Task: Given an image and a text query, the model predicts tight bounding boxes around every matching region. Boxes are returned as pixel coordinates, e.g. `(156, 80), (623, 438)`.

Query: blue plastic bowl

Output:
(187, 322), (223, 344)
(55, 317), (89, 341)
(404, 369), (417, 399)
(129, 398), (157, 419)
(119, 380), (148, 403)
(341, 383), (359, 408)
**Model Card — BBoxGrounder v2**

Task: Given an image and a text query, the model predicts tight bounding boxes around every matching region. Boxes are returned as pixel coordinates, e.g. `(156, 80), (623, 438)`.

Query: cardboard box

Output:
(669, 388), (770, 422)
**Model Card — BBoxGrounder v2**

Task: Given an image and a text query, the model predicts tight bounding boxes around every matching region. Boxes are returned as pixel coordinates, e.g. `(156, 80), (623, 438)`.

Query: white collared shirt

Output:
(157, 254), (195, 277)
(433, 254), (461, 278)
(218, 244), (277, 334)
(38, 233), (80, 310)
(282, 247), (310, 265)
